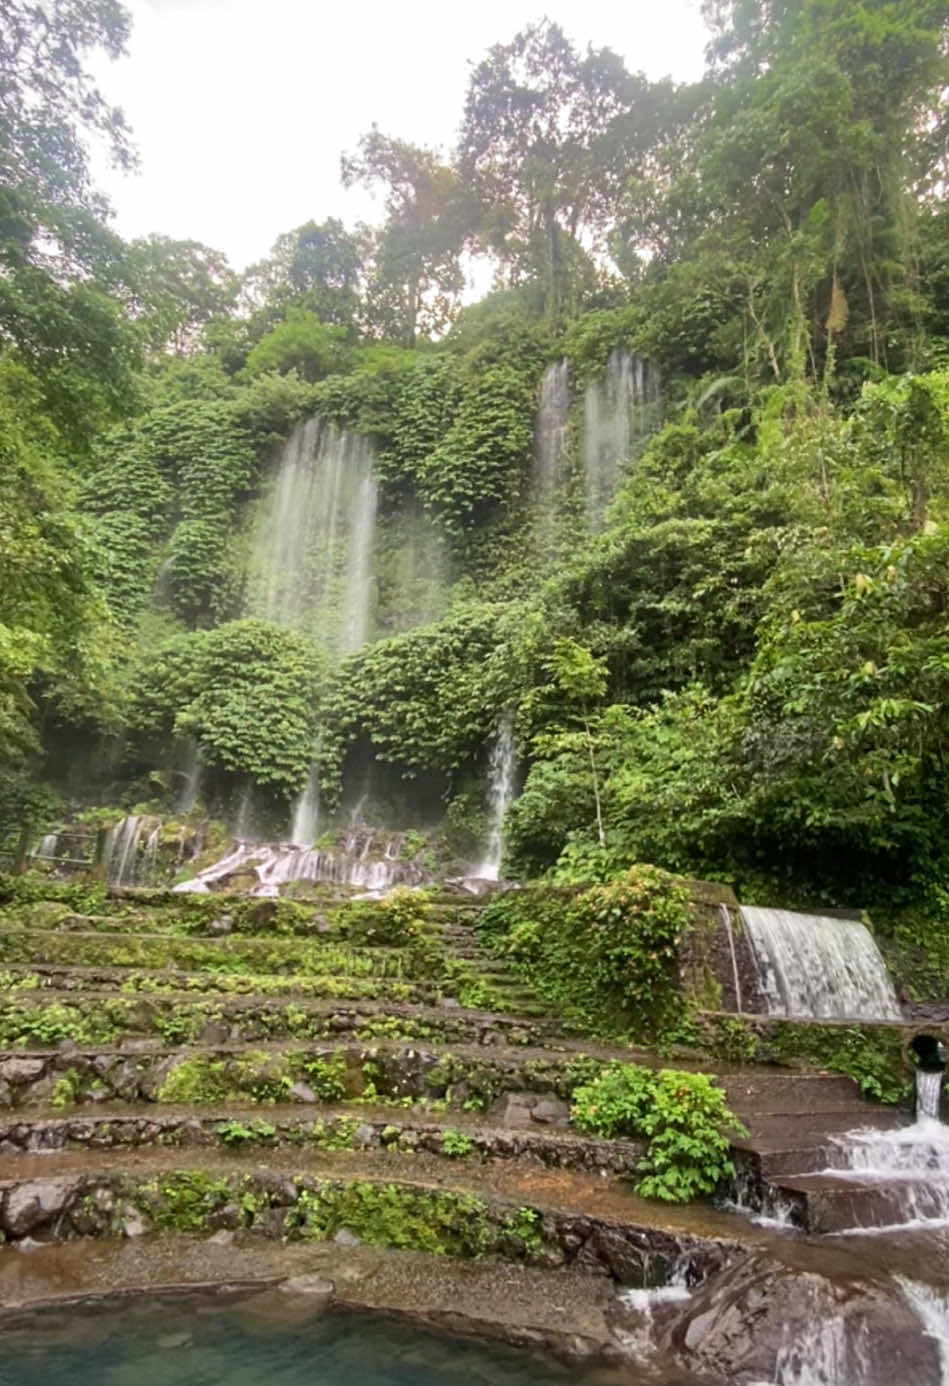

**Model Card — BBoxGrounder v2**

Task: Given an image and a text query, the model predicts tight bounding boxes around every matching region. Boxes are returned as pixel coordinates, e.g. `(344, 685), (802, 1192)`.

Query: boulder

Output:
(3, 1178), (77, 1237)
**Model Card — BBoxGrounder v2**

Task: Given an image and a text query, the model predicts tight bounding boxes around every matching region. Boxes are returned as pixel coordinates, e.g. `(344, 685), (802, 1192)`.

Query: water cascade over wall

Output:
(477, 715), (517, 881)
(583, 347), (661, 531)
(738, 906), (902, 1020)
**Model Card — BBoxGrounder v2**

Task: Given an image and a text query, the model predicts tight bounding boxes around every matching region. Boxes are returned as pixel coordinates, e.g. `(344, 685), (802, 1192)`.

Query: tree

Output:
(240, 218), (366, 340)
(124, 235), (238, 355)
(342, 129), (465, 346)
(0, 0), (141, 442)
(458, 20), (643, 318)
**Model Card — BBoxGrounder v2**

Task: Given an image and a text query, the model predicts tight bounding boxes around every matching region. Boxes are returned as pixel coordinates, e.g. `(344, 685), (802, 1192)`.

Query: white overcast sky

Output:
(92, 0), (710, 271)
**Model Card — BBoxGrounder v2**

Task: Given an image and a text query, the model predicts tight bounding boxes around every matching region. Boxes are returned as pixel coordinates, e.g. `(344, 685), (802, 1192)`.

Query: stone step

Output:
(0, 1099), (643, 1174)
(0, 988), (571, 1050)
(0, 929), (430, 978)
(733, 1110), (909, 1177)
(0, 1142), (744, 1286)
(723, 1072), (877, 1118)
(0, 962), (446, 1005)
(0, 1035), (626, 1110)
(770, 1171), (949, 1234)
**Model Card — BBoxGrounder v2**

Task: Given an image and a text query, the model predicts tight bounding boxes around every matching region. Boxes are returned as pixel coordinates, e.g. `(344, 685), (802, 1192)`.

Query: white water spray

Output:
(899, 1279), (949, 1386)
(477, 716), (516, 881)
(739, 906), (901, 1020)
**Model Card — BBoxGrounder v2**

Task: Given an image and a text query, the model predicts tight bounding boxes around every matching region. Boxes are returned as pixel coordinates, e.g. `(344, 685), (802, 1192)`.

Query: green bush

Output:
(571, 1063), (744, 1202)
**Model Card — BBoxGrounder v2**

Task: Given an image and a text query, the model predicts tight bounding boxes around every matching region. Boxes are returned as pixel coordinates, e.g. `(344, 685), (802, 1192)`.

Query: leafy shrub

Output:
(571, 1063), (744, 1202)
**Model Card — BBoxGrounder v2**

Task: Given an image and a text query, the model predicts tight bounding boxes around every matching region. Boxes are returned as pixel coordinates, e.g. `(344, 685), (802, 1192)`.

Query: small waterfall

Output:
(919, 1069), (945, 1122)
(34, 833), (59, 861)
(246, 416), (378, 652)
(104, 816), (142, 887)
(899, 1280), (949, 1386)
(290, 766), (320, 848)
(142, 825), (160, 885)
(477, 715), (516, 881)
(815, 1114), (949, 1230)
(583, 346), (660, 531)
(739, 906), (902, 1020)
(177, 744), (202, 814)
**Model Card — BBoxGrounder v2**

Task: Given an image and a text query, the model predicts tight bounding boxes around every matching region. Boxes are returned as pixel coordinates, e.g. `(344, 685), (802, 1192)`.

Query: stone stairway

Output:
(0, 878), (924, 1311)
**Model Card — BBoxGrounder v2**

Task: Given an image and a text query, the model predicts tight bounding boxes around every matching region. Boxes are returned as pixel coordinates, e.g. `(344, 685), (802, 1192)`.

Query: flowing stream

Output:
(738, 906), (902, 1020)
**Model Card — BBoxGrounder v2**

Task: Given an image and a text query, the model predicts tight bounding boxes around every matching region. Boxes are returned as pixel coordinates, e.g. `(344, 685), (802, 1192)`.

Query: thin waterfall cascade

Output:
(177, 744), (202, 814)
(104, 815), (143, 888)
(245, 416), (378, 654)
(34, 833), (59, 861)
(899, 1279), (949, 1386)
(530, 360), (572, 534)
(476, 716), (517, 881)
(583, 346), (661, 531)
(290, 766), (320, 848)
(174, 832), (428, 897)
(815, 1108), (949, 1230)
(919, 1068), (945, 1121)
(738, 906), (902, 1020)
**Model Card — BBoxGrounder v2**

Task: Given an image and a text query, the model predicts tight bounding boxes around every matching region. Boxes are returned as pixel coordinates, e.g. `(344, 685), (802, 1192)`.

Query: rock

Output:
(207, 1229), (235, 1246)
(156, 1333), (191, 1350)
(333, 1227), (361, 1248)
(198, 1021), (231, 1045)
(288, 1081), (317, 1104)
(177, 1118), (210, 1149)
(4, 1179), (77, 1237)
(531, 1095), (571, 1126)
(354, 1122), (376, 1148)
(669, 1256), (941, 1386)
(0, 1058), (45, 1086)
(279, 1275), (334, 1302)
(123, 1215), (148, 1238)
(208, 914), (233, 936)
(490, 1091), (540, 1130)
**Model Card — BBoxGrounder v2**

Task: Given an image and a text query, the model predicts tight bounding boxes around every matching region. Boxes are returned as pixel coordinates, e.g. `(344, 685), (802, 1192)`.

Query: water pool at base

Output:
(0, 1297), (678, 1386)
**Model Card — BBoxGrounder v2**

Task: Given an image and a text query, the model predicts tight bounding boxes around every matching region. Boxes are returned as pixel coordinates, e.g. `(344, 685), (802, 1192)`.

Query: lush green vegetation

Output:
(2, 0), (949, 975)
(571, 1063), (745, 1201)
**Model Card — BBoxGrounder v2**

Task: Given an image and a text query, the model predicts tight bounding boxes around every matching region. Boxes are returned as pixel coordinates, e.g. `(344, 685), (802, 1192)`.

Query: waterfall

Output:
(477, 715), (516, 881)
(246, 416), (379, 838)
(583, 346), (660, 531)
(530, 360), (571, 543)
(919, 1069), (945, 1121)
(246, 416), (377, 652)
(899, 1280), (949, 1386)
(290, 765), (320, 848)
(177, 743), (202, 814)
(142, 825), (160, 884)
(738, 906), (902, 1020)
(34, 833), (59, 861)
(104, 816), (143, 888)
(772, 1306), (871, 1386)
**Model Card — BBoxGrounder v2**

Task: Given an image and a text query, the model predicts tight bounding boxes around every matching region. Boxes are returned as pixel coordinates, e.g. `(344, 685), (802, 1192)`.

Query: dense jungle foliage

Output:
(3, 0), (949, 951)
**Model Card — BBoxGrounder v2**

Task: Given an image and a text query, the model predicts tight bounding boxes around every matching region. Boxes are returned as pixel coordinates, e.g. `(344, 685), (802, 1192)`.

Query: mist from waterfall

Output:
(583, 346), (661, 531)
(478, 715), (516, 880)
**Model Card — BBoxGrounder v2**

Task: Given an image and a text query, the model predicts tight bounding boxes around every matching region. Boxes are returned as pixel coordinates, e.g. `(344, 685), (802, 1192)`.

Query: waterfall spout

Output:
(477, 715), (516, 881)
(739, 906), (901, 1021)
(918, 1069), (945, 1122)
